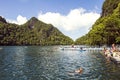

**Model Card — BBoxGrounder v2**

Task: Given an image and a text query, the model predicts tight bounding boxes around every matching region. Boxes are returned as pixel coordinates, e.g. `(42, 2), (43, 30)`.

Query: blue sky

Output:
(0, 0), (105, 40)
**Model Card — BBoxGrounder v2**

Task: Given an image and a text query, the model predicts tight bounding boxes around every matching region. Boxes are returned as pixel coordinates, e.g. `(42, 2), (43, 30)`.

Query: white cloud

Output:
(6, 8), (100, 40)
(38, 8), (100, 40)
(7, 15), (27, 25)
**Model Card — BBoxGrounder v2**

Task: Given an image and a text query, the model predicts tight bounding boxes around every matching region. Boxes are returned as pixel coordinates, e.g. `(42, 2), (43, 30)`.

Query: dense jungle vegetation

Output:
(0, 17), (73, 45)
(75, 0), (120, 46)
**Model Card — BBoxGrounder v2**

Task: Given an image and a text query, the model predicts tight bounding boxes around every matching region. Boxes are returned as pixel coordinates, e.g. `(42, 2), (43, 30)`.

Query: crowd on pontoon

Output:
(103, 43), (120, 58)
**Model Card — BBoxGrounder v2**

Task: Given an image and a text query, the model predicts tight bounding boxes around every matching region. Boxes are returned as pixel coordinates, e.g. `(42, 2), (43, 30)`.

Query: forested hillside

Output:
(0, 16), (73, 45)
(75, 0), (120, 46)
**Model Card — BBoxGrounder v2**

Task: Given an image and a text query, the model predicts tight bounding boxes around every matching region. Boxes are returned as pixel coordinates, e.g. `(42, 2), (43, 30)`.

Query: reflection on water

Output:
(0, 46), (120, 80)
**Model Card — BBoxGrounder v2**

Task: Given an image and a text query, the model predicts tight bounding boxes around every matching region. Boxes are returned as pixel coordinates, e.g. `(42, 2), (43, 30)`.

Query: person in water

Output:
(103, 47), (107, 53)
(71, 44), (74, 48)
(68, 67), (83, 76)
(103, 47), (109, 56)
(75, 67), (83, 74)
(80, 47), (83, 50)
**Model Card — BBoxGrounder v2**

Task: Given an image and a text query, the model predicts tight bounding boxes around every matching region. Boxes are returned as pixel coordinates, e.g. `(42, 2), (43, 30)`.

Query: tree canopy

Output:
(75, 0), (120, 46)
(0, 17), (73, 45)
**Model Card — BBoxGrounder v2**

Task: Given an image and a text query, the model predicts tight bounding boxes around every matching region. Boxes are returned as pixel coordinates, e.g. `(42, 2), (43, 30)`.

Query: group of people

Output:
(110, 43), (119, 52)
(103, 43), (120, 58)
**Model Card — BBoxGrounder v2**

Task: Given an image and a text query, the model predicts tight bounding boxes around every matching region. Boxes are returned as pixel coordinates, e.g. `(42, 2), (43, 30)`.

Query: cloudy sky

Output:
(0, 0), (105, 40)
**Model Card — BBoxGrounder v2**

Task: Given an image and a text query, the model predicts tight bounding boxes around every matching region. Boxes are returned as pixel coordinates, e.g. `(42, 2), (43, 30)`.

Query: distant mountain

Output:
(75, 0), (120, 45)
(0, 16), (73, 45)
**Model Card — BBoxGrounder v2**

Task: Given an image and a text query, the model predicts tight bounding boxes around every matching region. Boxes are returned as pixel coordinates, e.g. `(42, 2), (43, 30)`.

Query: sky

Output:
(0, 0), (105, 40)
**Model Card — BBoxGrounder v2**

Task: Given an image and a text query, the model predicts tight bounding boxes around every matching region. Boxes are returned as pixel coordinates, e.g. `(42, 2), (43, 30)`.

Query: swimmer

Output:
(75, 67), (83, 74)
(68, 67), (83, 76)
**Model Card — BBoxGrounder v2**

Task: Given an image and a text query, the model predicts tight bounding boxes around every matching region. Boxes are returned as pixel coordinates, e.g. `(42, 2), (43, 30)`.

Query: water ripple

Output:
(0, 46), (120, 80)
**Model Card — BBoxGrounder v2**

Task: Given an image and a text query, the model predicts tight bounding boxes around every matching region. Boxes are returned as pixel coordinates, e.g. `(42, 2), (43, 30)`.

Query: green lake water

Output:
(0, 46), (120, 80)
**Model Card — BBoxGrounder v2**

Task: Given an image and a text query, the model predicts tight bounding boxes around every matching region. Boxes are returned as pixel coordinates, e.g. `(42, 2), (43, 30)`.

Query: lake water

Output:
(0, 46), (120, 80)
